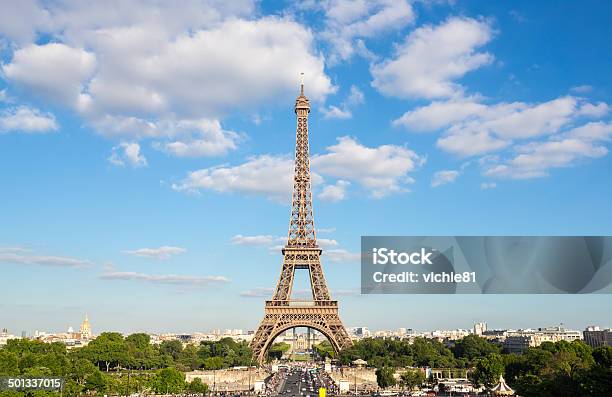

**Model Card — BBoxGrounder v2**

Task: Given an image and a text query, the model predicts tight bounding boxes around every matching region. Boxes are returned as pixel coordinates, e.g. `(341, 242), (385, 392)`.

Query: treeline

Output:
(339, 336), (612, 396)
(0, 332), (254, 396)
(76, 332), (254, 371)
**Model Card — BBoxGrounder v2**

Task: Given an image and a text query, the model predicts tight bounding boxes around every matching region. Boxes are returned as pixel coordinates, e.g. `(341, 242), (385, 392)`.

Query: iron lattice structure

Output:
(250, 83), (353, 363)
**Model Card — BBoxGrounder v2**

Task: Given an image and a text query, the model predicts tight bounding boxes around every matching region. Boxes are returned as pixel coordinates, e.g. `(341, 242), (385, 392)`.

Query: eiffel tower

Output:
(250, 79), (353, 363)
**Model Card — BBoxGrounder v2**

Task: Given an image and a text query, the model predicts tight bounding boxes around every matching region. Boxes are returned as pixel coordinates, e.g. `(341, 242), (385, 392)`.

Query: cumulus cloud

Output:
(2, 43), (96, 109)
(567, 122), (612, 141)
(172, 155), (295, 199)
(174, 136), (423, 199)
(0, 106), (58, 133)
(577, 102), (609, 118)
(371, 17), (494, 99)
(395, 95), (609, 157)
(321, 106), (352, 120)
(123, 246), (186, 260)
(431, 170), (459, 187)
(108, 142), (147, 167)
(481, 122), (612, 180)
(321, 85), (365, 120)
(142, 119), (241, 158)
(318, 180), (350, 202)
(312, 136), (425, 198)
(231, 235), (279, 246)
(311, 0), (415, 63)
(0, 247), (91, 268)
(0, 1), (335, 163)
(484, 139), (608, 179)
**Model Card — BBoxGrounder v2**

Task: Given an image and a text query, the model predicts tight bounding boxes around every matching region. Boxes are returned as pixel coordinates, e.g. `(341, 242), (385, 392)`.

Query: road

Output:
(276, 368), (325, 397)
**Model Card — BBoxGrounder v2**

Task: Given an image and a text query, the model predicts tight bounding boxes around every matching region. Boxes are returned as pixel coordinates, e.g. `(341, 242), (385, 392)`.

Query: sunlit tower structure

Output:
(250, 77), (353, 363)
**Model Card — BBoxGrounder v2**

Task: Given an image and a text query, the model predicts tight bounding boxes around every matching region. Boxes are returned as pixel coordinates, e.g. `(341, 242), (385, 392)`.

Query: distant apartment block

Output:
(583, 326), (612, 348)
(503, 325), (582, 353)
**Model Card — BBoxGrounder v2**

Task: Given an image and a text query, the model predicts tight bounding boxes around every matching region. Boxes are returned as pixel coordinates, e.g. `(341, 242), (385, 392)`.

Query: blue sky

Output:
(1, 0), (611, 335)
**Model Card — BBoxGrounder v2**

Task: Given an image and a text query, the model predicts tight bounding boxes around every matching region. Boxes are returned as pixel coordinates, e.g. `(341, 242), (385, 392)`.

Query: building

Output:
(80, 313), (93, 339)
(503, 325), (582, 353)
(583, 326), (612, 348)
(350, 327), (370, 338)
(473, 322), (487, 336)
(0, 329), (19, 346)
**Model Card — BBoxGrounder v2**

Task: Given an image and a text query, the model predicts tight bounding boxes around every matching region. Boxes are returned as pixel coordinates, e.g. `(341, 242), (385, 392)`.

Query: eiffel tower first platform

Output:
(250, 80), (353, 363)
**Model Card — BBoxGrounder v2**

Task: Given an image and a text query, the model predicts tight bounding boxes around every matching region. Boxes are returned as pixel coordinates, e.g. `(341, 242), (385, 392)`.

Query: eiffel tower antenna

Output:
(250, 79), (353, 364)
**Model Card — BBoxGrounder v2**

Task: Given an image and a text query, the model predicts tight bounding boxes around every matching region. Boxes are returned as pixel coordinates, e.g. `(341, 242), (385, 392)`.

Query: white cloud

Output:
(577, 102), (609, 118)
(321, 85), (365, 120)
(371, 17), (493, 99)
(100, 271), (229, 286)
(0, 106), (58, 133)
(324, 249), (361, 263)
(484, 139), (608, 179)
(174, 136), (423, 199)
(231, 234), (278, 246)
(570, 85), (593, 94)
(0, 0), (50, 44)
(0, 247), (91, 268)
(312, 136), (425, 198)
(567, 122), (612, 141)
(108, 142), (147, 168)
(172, 155), (295, 199)
(393, 97), (487, 131)
(437, 129), (510, 157)
(0, 3), (335, 162)
(321, 105), (352, 120)
(431, 170), (459, 187)
(123, 246), (186, 260)
(314, 0), (415, 63)
(396, 95), (610, 157)
(2, 43), (96, 109)
(318, 238), (339, 249)
(152, 119), (240, 157)
(318, 180), (350, 202)
(80, 17), (334, 119)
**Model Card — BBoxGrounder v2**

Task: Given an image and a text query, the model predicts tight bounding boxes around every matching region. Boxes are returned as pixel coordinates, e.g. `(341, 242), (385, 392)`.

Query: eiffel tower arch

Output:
(250, 79), (353, 364)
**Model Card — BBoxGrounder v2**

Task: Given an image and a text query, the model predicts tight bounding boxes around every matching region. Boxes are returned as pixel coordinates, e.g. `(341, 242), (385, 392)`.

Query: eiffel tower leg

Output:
(250, 306), (353, 364)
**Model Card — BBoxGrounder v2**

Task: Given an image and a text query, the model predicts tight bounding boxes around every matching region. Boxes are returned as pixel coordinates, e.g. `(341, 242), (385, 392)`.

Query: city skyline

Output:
(2, 0), (612, 333)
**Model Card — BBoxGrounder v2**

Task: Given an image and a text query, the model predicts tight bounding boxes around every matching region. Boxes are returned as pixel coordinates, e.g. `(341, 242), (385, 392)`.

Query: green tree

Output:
(399, 370), (425, 390)
(178, 344), (203, 371)
(203, 356), (224, 370)
(453, 335), (501, 362)
(0, 350), (20, 375)
(593, 346), (612, 368)
(268, 342), (291, 360)
(470, 353), (504, 388)
(160, 339), (184, 361)
(85, 332), (128, 371)
(313, 341), (335, 359)
(187, 378), (209, 394)
(84, 369), (108, 393)
(375, 367), (396, 388)
(151, 367), (186, 394)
